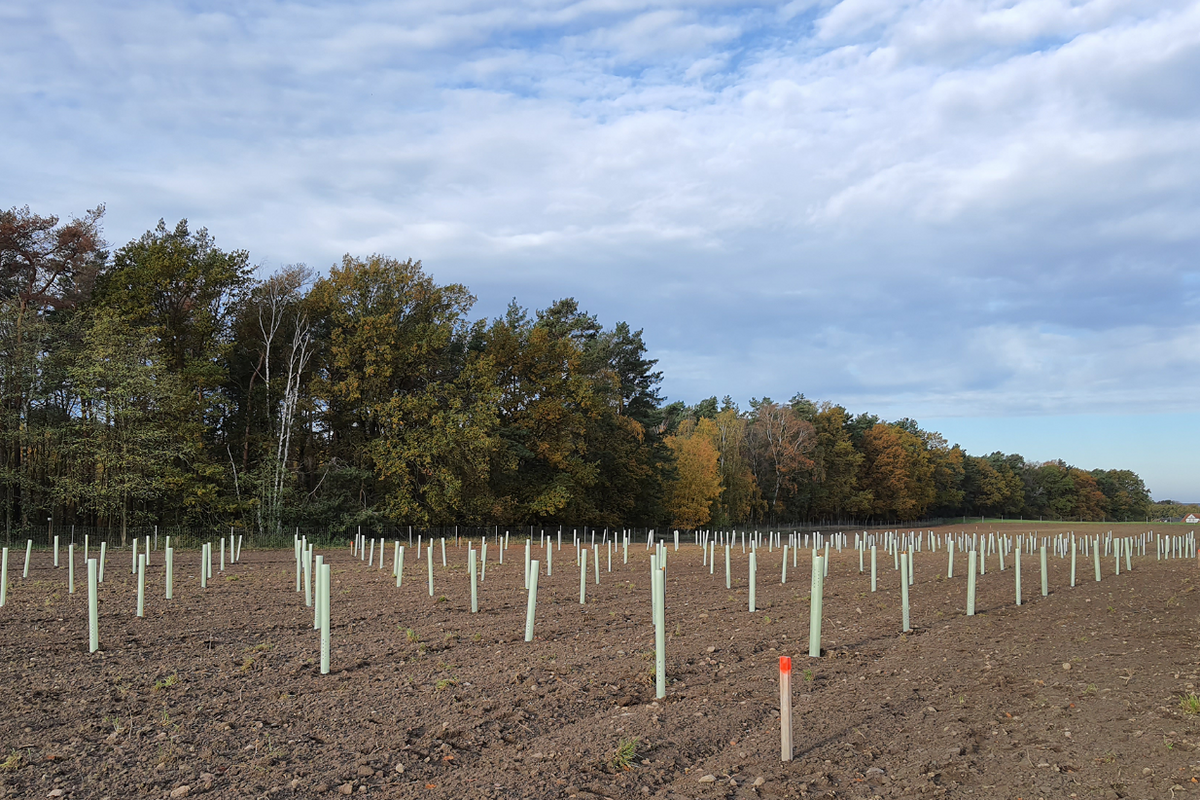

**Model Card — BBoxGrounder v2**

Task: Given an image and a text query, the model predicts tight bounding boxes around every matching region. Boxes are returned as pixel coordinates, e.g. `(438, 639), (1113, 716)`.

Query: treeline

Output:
(659, 398), (1152, 528)
(0, 207), (1153, 538)
(1152, 501), (1200, 521)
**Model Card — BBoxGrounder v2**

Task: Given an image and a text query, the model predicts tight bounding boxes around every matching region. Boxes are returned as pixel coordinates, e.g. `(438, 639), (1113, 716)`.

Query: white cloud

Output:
(3, 0), (1199, 438)
(816, 0), (907, 41)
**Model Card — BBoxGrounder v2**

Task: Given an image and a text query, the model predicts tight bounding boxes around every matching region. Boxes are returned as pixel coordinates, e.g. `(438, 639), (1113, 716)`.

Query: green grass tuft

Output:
(612, 737), (640, 770)
(152, 674), (179, 692)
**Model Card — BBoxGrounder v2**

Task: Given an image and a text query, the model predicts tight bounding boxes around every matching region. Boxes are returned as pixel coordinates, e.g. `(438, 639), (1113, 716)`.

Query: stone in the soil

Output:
(337, 783), (354, 795)
(169, 787), (190, 799)
(698, 774), (716, 783)
(356, 765), (374, 777)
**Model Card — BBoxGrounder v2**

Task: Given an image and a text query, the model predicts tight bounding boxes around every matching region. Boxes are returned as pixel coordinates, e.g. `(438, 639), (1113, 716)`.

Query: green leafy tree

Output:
(987, 452), (1028, 516)
(59, 311), (189, 542)
(798, 403), (868, 522)
(709, 403), (763, 526)
(845, 412), (881, 447)
(0, 205), (106, 530)
(571, 409), (655, 527)
(581, 318), (666, 525)
(93, 219), (251, 523)
(690, 396), (719, 421)
(309, 255), (492, 526)
(1022, 460), (1069, 519)
(224, 265), (317, 533)
(963, 454), (1024, 517)
(96, 219), (250, 388)
(923, 430), (965, 516)
(1092, 469), (1151, 521)
(480, 301), (599, 522)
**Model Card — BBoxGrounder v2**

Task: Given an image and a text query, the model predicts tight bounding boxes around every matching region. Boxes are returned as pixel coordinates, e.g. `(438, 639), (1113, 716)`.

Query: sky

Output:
(4, 1), (1199, 500)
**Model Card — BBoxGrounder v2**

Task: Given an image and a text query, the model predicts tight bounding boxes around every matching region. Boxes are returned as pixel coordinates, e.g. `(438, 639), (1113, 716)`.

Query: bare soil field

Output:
(1, 522), (1199, 800)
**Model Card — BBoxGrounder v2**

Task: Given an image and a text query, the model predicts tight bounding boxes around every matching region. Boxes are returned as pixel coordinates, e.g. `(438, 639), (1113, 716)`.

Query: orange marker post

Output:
(780, 656), (793, 761)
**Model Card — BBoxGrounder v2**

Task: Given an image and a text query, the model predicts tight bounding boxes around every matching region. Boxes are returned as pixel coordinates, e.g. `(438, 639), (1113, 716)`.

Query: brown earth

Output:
(1, 522), (1199, 800)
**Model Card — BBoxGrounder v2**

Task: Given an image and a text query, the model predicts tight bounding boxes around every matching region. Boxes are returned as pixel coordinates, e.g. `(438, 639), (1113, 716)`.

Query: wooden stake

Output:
(780, 656), (793, 761)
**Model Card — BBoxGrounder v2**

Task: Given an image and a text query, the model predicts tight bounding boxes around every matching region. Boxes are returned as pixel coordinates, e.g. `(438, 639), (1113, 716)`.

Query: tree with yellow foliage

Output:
(663, 418), (723, 529)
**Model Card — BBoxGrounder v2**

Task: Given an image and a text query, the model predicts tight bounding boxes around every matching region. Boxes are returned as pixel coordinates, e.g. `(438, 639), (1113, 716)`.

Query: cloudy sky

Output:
(5, 0), (1199, 500)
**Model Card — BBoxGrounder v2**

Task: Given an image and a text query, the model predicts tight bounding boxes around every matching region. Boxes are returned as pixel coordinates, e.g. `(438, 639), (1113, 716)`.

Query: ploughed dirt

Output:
(1, 522), (1199, 800)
